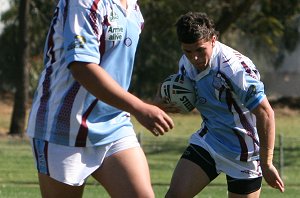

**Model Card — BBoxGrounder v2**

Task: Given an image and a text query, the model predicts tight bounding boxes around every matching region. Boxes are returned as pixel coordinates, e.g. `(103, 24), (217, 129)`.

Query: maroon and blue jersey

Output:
(27, 0), (144, 146)
(180, 41), (265, 161)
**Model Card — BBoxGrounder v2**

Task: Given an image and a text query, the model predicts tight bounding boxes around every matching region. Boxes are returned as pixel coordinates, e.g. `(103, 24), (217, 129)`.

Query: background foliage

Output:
(0, 0), (299, 98)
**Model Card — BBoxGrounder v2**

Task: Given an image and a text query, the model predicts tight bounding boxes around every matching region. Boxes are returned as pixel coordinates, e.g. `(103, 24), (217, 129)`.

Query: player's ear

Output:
(211, 36), (216, 47)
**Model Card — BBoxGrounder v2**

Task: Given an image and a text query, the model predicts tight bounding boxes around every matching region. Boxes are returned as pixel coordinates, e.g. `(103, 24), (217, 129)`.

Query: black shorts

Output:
(181, 144), (262, 195)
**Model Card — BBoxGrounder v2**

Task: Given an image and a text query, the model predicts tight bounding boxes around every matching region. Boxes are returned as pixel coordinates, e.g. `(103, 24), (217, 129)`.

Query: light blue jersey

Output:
(179, 41), (266, 162)
(27, 0), (144, 147)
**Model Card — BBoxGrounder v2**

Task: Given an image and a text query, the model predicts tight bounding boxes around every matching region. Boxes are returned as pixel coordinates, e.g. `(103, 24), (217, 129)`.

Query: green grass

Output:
(0, 111), (300, 197)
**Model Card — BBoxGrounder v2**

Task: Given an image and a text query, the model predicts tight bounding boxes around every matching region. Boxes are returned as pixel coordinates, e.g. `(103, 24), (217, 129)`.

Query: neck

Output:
(120, 0), (127, 9)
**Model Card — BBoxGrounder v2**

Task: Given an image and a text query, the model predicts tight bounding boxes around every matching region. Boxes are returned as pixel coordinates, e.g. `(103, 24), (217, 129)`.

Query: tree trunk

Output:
(9, 0), (31, 136)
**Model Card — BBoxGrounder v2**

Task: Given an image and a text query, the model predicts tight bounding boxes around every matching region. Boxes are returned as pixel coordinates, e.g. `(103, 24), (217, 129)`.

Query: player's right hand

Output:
(132, 102), (174, 136)
(261, 163), (285, 192)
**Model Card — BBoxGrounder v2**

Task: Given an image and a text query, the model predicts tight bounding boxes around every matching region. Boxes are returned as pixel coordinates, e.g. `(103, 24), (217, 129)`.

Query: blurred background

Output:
(0, 1), (299, 197)
(0, 0), (299, 136)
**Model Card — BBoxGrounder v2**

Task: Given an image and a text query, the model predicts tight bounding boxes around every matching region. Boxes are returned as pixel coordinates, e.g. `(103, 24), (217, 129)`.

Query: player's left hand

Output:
(261, 163), (285, 192)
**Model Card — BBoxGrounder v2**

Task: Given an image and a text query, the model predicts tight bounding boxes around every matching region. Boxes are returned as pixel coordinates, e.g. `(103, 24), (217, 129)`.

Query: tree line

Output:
(0, 0), (299, 136)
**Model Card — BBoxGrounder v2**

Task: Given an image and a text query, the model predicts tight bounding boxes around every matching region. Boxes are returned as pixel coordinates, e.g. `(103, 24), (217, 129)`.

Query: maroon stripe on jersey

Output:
(99, 30), (105, 63)
(35, 66), (53, 134)
(47, 8), (59, 64)
(89, 0), (101, 37)
(32, 139), (40, 171)
(233, 130), (248, 162)
(226, 89), (253, 161)
(89, 0), (105, 62)
(99, 15), (109, 62)
(44, 141), (49, 176)
(35, 9), (59, 135)
(75, 99), (98, 147)
(52, 82), (81, 143)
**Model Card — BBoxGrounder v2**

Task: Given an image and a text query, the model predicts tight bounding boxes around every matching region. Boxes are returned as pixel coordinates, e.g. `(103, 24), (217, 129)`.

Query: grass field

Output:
(0, 100), (300, 197)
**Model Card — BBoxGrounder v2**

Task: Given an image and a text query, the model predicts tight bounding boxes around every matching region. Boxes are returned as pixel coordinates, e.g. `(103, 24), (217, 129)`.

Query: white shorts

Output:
(30, 135), (140, 186)
(189, 134), (262, 179)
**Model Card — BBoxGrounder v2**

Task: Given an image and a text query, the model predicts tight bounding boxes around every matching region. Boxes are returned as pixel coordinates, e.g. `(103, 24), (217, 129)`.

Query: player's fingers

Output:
(156, 116), (173, 133)
(155, 126), (165, 135)
(151, 126), (165, 136)
(153, 116), (172, 135)
(276, 179), (285, 192)
(162, 112), (174, 129)
(151, 128), (160, 136)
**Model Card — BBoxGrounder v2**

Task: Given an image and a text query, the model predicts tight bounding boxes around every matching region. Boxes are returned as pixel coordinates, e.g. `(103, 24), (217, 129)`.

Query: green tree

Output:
(0, 0), (56, 95)
(0, 0), (56, 136)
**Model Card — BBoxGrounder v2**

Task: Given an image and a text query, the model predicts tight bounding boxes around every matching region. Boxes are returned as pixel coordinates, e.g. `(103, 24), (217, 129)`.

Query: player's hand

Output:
(261, 163), (285, 192)
(132, 102), (174, 136)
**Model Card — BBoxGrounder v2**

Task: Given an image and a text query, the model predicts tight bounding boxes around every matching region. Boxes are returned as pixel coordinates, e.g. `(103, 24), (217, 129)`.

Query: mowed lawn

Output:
(0, 99), (299, 197)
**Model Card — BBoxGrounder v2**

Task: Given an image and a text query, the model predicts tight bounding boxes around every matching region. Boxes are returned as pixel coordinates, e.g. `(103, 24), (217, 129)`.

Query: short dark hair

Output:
(175, 12), (218, 44)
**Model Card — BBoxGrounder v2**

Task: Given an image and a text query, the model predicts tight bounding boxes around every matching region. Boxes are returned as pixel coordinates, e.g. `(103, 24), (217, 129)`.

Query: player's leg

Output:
(30, 138), (96, 198)
(215, 156), (262, 198)
(227, 176), (262, 198)
(91, 146), (154, 198)
(38, 173), (85, 198)
(165, 144), (219, 198)
(165, 158), (210, 198)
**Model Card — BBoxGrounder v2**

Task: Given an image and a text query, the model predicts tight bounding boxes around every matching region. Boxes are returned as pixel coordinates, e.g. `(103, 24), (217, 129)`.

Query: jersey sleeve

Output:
(64, 1), (104, 67)
(224, 57), (266, 111)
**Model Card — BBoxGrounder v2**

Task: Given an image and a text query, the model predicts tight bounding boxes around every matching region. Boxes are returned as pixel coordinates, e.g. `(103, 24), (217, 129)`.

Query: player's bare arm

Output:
(70, 61), (174, 136)
(252, 97), (285, 192)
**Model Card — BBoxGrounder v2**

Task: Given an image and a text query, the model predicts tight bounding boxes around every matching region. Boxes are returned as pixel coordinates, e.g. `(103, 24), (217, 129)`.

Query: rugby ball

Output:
(160, 73), (196, 113)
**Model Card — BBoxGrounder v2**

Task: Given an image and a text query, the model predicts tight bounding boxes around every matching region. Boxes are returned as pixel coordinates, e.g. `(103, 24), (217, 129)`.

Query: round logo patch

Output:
(124, 37), (132, 47)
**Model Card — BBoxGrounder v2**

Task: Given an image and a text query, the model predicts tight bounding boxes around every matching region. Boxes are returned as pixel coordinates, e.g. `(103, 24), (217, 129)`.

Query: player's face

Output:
(181, 36), (216, 71)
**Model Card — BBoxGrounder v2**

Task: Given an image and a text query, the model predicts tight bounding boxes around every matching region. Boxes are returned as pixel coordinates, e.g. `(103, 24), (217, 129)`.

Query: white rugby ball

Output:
(160, 73), (196, 113)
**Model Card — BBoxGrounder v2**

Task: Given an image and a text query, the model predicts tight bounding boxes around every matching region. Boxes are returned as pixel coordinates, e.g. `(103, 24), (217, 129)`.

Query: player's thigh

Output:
(165, 158), (211, 198)
(166, 144), (219, 198)
(38, 173), (85, 198)
(91, 147), (154, 198)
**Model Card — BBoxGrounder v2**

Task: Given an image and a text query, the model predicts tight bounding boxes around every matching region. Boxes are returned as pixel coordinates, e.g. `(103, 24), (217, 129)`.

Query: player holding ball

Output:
(158, 12), (284, 198)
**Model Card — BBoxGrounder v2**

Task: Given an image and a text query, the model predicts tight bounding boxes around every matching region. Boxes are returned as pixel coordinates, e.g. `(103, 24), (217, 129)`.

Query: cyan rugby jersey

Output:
(179, 41), (266, 162)
(27, 0), (144, 146)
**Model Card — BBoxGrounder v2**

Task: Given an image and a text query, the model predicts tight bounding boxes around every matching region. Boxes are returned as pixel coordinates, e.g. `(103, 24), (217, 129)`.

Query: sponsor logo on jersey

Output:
(124, 37), (132, 46)
(67, 35), (86, 51)
(108, 11), (119, 23)
(213, 73), (227, 90)
(241, 169), (261, 177)
(106, 25), (124, 41)
(245, 85), (257, 101)
(198, 97), (207, 104)
(106, 11), (124, 41)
